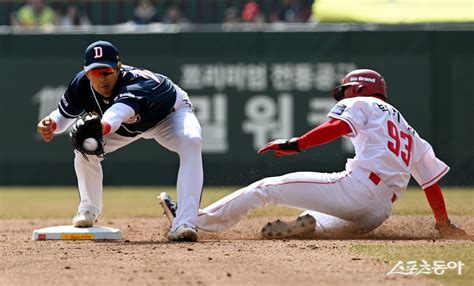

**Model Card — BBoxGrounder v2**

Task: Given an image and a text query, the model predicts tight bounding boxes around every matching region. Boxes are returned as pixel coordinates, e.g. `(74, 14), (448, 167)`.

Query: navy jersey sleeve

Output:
(113, 89), (143, 114)
(112, 74), (175, 114)
(58, 72), (86, 118)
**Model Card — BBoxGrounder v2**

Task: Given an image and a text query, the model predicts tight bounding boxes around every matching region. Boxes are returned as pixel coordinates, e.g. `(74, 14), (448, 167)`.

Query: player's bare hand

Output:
(37, 116), (56, 143)
(257, 138), (300, 157)
(435, 220), (470, 239)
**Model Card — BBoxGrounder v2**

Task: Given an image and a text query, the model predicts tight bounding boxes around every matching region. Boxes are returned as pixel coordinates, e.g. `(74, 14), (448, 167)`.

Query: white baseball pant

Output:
(75, 91), (203, 231)
(197, 168), (395, 237)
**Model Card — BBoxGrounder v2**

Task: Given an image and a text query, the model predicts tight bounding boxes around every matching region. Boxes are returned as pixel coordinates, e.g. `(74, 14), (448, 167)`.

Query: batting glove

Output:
(435, 220), (469, 239)
(257, 138), (300, 157)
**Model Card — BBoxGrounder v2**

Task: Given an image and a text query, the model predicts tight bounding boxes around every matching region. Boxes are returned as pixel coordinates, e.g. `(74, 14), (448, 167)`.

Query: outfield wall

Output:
(0, 29), (473, 186)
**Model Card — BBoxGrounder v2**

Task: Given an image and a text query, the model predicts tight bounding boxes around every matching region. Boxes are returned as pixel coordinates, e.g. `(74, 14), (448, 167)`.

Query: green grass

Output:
(392, 188), (474, 216)
(0, 186), (473, 219)
(353, 243), (473, 286)
(0, 186), (300, 219)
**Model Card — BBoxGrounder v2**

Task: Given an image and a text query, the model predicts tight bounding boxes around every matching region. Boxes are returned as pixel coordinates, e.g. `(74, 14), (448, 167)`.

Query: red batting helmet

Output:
(332, 69), (387, 101)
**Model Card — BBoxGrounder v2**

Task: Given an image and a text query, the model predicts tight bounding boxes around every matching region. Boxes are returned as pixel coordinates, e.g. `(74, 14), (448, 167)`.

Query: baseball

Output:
(83, 138), (99, 151)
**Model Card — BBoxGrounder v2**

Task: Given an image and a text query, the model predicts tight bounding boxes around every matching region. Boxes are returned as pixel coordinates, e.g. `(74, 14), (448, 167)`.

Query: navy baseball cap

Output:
(84, 40), (120, 72)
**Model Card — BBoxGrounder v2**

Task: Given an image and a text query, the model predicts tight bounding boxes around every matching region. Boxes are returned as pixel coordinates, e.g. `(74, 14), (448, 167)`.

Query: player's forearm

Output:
(297, 119), (352, 150)
(101, 103), (136, 135)
(423, 183), (449, 224)
(48, 109), (77, 134)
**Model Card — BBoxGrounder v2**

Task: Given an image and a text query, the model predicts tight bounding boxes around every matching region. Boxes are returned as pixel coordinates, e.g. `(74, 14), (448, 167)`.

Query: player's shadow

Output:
(91, 234), (473, 243)
(280, 231), (472, 241)
(92, 239), (227, 245)
(286, 229), (440, 240)
(92, 240), (164, 245)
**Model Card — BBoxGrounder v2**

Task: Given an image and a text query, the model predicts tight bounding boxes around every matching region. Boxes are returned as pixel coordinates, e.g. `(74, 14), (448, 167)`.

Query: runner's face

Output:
(343, 85), (360, 99)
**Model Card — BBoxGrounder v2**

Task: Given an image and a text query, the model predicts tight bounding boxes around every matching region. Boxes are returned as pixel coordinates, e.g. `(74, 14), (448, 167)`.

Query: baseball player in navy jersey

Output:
(159, 69), (468, 240)
(37, 40), (203, 242)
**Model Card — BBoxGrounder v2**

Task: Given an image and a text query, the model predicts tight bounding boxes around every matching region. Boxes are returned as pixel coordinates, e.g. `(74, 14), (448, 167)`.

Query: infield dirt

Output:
(1, 215), (472, 286)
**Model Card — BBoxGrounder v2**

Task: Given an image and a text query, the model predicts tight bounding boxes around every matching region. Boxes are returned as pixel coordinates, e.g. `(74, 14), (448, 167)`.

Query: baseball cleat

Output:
(167, 224), (198, 242)
(72, 210), (97, 228)
(261, 214), (316, 239)
(157, 192), (177, 225)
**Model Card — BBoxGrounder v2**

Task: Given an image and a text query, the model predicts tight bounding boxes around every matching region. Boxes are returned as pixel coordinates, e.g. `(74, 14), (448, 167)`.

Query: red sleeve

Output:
(297, 119), (352, 150)
(423, 183), (449, 224)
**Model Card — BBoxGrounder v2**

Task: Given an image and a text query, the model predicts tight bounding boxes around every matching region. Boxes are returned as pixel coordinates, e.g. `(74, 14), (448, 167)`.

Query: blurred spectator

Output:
(268, 6), (283, 23)
(133, 0), (159, 25)
(308, 0), (318, 22)
(278, 0), (311, 23)
(223, 7), (241, 24)
(162, 5), (191, 24)
(58, 5), (91, 27)
(241, 0), (265, 23)
(11, 0), (56, 27)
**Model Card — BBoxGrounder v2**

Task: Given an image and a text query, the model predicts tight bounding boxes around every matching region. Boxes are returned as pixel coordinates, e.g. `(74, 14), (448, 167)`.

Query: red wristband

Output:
(50, 120), (57, 132)
(102, 122), (111, 135)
